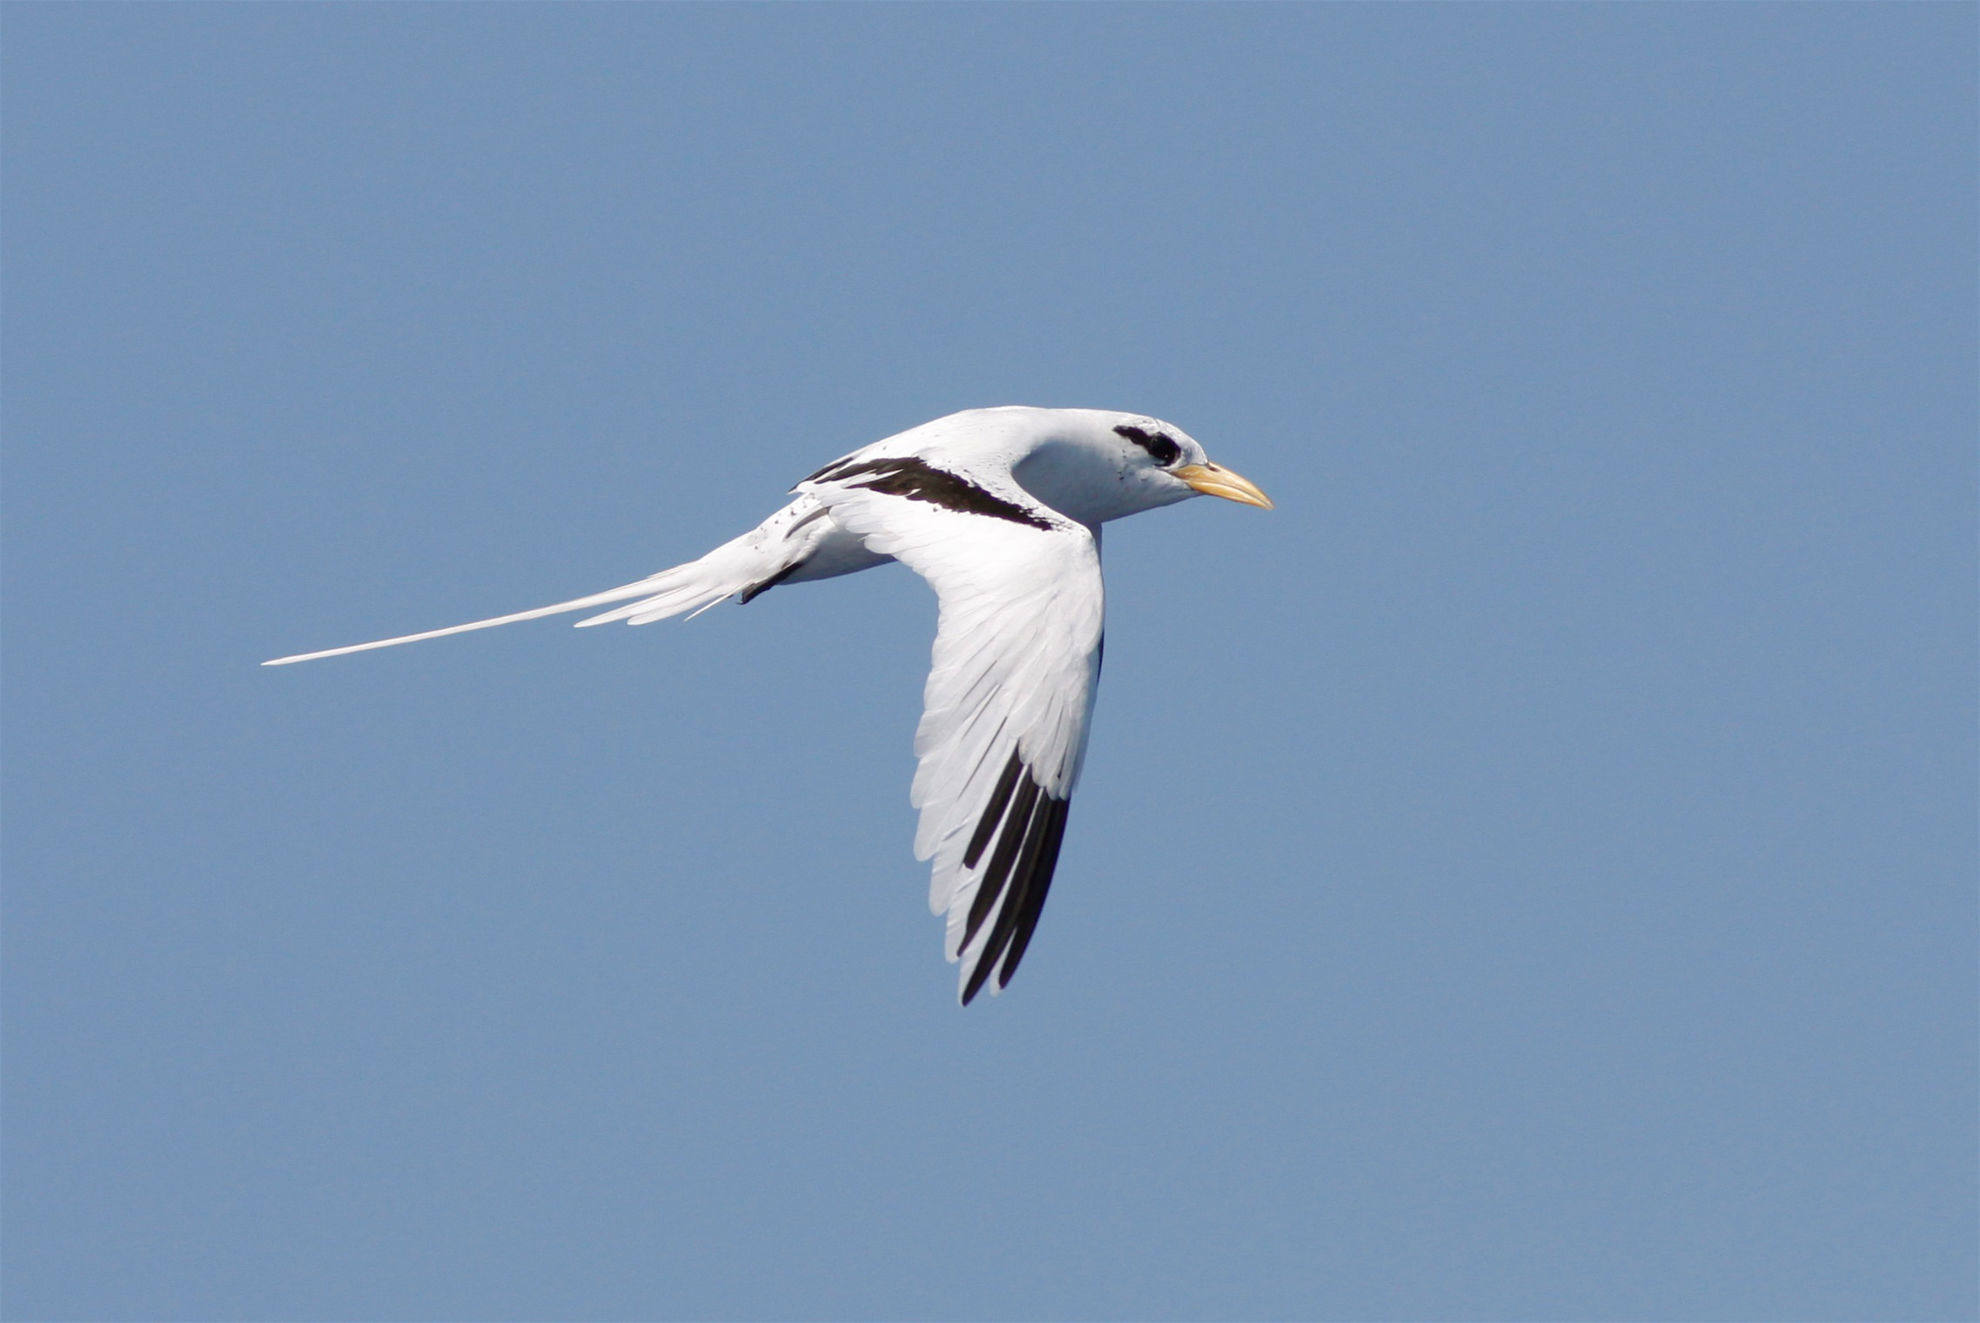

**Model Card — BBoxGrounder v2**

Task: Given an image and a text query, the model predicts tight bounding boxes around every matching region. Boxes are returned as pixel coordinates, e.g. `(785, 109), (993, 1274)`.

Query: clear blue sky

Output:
(5, 6), (1973, 1320)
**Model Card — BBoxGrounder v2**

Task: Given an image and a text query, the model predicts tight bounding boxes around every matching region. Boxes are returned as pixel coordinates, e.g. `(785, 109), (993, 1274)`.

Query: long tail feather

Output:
(261, 574), (697, 666)
(263, 494), (848, 668)
(570, 570), (733, 628)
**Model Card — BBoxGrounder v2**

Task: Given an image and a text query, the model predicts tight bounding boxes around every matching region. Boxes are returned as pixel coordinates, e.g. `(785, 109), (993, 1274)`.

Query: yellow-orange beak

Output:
(1174, 462), (1274, 510)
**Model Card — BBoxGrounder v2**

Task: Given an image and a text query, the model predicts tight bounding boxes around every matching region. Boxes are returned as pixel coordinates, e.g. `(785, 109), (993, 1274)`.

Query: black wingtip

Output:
(956, 764), (1073, 1006)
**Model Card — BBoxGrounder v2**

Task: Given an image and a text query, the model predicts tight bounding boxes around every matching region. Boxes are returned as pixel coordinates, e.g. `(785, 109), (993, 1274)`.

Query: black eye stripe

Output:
(1113, 424), (1182, 467)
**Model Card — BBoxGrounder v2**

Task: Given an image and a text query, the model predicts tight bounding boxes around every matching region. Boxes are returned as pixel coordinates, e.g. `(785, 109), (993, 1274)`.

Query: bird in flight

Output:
(267, 406), (1272, 1003)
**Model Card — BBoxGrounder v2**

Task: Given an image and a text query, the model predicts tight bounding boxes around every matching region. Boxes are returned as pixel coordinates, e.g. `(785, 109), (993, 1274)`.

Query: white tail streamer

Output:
(261, 492), (876, 668)
(260, 573), (702, 666)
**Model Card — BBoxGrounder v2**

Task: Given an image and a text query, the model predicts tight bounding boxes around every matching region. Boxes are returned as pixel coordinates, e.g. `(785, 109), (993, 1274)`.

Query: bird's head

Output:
(1106, 417), (1275, 514)
(1008, 409), (1273, 524)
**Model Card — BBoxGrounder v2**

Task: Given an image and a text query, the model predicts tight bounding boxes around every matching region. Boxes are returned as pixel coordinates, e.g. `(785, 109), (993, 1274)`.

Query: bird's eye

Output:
(1114, 424), (1182, 467)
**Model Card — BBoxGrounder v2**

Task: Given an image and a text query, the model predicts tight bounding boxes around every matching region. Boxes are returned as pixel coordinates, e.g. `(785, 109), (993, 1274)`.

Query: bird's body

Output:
(267, 406), (1270, 1002)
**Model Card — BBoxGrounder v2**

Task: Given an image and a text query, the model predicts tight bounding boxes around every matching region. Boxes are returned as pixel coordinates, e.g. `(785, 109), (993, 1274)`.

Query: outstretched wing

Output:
(802, 456), (1104, 1003)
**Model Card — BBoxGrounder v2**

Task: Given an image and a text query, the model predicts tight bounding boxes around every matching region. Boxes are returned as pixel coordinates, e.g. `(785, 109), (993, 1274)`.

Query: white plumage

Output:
(266, 406), (1271, 1003)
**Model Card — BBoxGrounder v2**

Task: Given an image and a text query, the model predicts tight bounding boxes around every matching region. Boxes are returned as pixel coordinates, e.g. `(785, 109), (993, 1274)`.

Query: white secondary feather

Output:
(798, 461), (1104, 994)
(262, 406), (1271, 1004)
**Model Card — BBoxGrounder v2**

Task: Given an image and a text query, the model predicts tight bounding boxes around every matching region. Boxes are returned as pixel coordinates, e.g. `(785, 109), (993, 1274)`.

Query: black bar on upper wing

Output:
(816, 457), (1054, 531)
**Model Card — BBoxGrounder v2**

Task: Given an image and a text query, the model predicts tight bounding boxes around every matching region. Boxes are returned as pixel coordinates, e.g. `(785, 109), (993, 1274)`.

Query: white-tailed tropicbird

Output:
(266, 406), (1272, 1003)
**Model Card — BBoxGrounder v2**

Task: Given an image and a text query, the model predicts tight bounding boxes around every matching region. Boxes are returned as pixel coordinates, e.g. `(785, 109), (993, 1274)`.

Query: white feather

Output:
(263, 405), (1268, 1004)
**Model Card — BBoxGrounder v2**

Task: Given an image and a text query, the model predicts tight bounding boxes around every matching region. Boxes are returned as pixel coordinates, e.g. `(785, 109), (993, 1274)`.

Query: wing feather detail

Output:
(801, 465), (1104, 1003)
